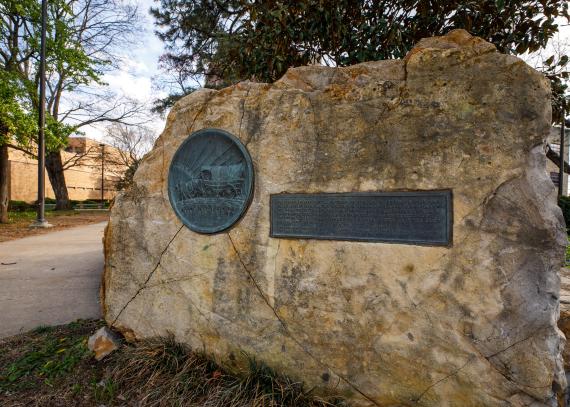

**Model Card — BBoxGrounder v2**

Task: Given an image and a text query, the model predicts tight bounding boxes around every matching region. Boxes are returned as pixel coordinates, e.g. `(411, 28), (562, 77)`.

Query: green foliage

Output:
(151, 0), (569, 112)
(7, 198), (107, 214)
(92, 378), (118, 403)
(31, 325), (55, 335)
(0, 319), (104, 405)
(1, 0), (140, 149)
(8, 200), (34, 212)
(0, 0), (73, 152)
(45, 116), (74, 153)
(6, 210), (39, 222)
(151, 92), (190, 115)
(0, 70), (36, 147)
(46, 1), (106, 90)
(0, 331), (90, 391)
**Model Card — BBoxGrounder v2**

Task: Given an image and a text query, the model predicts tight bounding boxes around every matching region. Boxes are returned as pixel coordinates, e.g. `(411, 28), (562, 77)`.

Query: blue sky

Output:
(85, 0), (167, 141)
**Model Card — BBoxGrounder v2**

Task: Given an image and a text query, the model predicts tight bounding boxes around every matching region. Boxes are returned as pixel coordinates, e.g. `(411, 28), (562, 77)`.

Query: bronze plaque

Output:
(168, 128), (254, 234)
(270, 191), (452, 245)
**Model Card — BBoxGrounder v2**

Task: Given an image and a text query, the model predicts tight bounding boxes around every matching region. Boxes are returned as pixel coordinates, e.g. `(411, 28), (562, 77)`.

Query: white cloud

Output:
(76, 0), (167, 142)
(103, 70), (153, 101)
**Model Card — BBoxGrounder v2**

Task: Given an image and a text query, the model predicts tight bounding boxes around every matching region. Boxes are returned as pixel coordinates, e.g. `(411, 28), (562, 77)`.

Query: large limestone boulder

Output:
(558, 268), (570, 369)
(102, 30), (567, 406)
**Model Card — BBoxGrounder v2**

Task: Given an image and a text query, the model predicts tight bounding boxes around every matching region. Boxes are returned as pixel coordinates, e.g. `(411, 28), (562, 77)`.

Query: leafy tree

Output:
(41, 0), (146, 210)
(151, 0), (569, 120)
(0, 0), (51, 222)
(0, 70), (36, 222)
(0, 0), (146, 215)
(0, 71), (37, 154)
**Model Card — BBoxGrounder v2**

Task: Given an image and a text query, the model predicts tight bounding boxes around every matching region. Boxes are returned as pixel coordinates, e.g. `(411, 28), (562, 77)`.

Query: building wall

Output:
(10, 134), (566, 202)
(8, 137), (127, 203)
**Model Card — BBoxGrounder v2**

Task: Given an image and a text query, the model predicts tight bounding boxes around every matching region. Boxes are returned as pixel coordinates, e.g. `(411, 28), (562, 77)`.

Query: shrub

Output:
(8, 200), (34, 212)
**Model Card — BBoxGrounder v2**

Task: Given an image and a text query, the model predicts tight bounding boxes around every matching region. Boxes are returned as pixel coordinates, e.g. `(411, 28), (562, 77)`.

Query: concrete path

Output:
(0, 222), (106, 338)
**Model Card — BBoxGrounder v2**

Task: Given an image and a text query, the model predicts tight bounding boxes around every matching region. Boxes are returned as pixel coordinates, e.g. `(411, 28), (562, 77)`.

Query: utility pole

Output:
(560, 101), (567, 198)
(30, 0), (51, 228)
(100, 143), (105, 208)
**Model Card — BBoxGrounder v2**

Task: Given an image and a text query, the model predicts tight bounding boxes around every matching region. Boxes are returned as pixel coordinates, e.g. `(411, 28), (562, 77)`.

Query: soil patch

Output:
(0, 211), (109, 243)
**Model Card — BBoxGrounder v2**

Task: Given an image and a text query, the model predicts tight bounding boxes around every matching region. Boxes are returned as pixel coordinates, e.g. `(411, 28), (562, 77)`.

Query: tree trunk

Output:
(547, 145), (570, 174)
(0, 144), (9, 223)
(46, 151), (71, 210)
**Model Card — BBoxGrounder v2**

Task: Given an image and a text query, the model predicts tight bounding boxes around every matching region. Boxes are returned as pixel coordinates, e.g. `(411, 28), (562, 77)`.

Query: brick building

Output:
(7, 136), (128, 203)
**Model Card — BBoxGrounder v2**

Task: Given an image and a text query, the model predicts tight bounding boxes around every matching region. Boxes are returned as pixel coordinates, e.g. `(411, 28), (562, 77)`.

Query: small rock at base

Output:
(88, 326), (121, 361)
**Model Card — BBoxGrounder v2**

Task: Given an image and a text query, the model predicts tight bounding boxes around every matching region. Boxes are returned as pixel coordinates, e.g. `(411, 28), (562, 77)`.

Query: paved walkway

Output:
(0, 222), (106, 338)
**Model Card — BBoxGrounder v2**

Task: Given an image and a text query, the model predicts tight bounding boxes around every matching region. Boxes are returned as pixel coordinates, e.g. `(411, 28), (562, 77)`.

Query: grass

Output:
(1, 329), (89, 389)
(109, 338), (347, 407)
(6, 209), (101, 223)
(0, 319), (106, 406)
(0, 319), (348, 407)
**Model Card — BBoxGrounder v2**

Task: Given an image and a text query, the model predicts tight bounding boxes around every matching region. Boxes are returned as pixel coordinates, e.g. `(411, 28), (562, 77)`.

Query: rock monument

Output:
(102, 30), (567, 406)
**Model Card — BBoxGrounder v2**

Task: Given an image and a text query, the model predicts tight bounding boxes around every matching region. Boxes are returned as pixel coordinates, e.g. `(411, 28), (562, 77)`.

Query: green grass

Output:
(2, 335), (89, 388)
(92, 377), (118, 403)
(7, 210), (48, 222)
(6, 209), (104, 223)
(0, 320), (348, 406)
(0, 322), (93, 392)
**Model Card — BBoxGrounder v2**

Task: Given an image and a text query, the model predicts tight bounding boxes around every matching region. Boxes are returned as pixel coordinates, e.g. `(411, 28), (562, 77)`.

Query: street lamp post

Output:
(560, 102), (567, 198)
(30, 0), (51, 228)
(100, 143), (105, 209)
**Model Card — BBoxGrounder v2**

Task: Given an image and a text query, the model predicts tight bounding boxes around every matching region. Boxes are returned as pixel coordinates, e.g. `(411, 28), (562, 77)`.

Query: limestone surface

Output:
(102, 30), (567, 406)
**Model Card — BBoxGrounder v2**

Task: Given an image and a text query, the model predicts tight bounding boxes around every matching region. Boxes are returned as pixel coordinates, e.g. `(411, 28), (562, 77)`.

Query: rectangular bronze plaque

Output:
(270, 191), (452, 246)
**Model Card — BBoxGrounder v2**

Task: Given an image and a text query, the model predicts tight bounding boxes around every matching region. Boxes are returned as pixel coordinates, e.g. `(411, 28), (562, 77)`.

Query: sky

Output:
(83, 3), (570, 143)
(84, 0), (167, 141)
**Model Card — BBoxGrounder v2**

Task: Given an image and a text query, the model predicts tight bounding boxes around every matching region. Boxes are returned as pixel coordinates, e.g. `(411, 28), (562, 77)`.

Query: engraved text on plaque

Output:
(270, 191), (452, 245)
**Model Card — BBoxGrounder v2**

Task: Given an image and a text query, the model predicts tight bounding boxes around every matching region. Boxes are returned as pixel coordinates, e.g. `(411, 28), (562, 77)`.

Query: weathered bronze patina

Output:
(168, 128), (254, 233)
(270, 191), (452, 245)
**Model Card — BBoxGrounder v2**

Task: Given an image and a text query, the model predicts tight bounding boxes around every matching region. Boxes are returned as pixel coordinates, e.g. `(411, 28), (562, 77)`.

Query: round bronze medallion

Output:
(168, 128), (254, 233)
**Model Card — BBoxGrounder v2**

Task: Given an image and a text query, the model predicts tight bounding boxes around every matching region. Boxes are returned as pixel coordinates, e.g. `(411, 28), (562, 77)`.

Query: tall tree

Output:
(0, 0), (62, 222)
(151, 0), (569, 120)
(42, 0), (145, 209)
(104, 123), (156, 191)
(0, 70), (37, 222)
(0, 0), (147, 214)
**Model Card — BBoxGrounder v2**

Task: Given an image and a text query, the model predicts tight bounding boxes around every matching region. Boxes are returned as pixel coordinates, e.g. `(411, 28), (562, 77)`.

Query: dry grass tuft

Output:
(1, 320), (348, 406)
(110, 336), (347, 407)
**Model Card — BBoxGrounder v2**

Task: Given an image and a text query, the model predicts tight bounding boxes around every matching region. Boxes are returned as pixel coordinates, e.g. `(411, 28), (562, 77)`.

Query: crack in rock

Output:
(110, 224), (184, 328)
(413, 356), (475, 403)
(227, 232), (381, 407)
